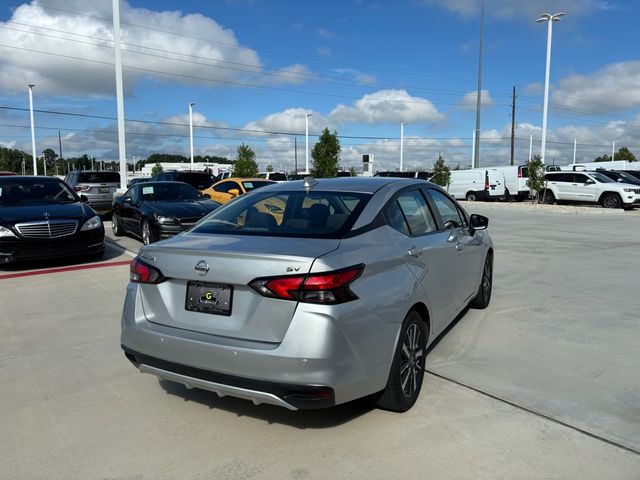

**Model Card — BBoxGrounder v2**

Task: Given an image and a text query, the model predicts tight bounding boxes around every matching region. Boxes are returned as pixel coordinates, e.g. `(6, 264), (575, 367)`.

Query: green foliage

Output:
(266, 164), (273, 172)
(232, 144), (259, 178)
(430, 154), (450, 187)
(595, 147), (637, 162)
(349, 166), (357, 177)
(526, 155), (546, 203)
(311, 127), (341, 178)
(151, 162), (164, 177)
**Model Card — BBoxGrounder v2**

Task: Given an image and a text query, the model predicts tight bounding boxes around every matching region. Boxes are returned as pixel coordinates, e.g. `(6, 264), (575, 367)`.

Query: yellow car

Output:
(203, 178), (276, 204)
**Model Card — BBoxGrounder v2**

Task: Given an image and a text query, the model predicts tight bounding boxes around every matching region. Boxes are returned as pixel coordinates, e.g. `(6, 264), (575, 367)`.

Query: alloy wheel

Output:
(142, 221), (151, 245)
(399, 324), (424, 398)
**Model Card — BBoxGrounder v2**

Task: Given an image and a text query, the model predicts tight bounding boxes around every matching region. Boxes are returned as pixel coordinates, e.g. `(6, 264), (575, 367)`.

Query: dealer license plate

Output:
(185, 281), (232, 316)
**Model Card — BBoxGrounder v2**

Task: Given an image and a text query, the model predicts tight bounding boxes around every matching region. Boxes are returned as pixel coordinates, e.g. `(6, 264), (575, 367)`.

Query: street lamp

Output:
(536, 12), (565, 164)
(189, 102), (196, 168)
(400, 122), (407, 172)
(28, 84), (37, 176)
(305, 113), (312, 174)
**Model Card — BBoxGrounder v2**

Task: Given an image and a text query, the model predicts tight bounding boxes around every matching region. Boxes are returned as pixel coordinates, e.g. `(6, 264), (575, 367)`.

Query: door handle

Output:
(455, 243), (464, 252)
(407, 246), (422, 258)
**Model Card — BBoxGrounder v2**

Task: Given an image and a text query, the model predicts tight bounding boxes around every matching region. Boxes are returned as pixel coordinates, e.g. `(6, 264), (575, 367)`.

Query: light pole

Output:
(305, 113), (312, 174)
(536, 12), (565, 164)
(400, 122), (407, 172)
(189, 102), (196, 168)
(28, 84), (37, 175)
(112, 0), (127, 191)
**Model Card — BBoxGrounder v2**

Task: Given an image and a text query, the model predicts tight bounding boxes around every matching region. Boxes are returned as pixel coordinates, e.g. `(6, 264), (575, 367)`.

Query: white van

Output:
(447, 169), (506, 201)
(487, 165), (530, 201)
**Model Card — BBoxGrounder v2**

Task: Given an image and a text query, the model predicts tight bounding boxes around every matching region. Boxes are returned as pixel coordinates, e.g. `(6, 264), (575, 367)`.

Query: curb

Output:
(459, 201), (634, 216)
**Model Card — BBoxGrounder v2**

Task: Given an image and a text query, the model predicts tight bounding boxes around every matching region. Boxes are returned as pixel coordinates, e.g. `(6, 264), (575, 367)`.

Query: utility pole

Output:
(58, 130), (64, 174)
(510, 86), (516, 166)
(474, 0), (485, 168)
(294, 137), (298, 173)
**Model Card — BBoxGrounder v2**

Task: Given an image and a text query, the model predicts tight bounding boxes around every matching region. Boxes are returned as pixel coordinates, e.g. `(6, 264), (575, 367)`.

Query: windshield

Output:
(617, 172), (639, 183)
(0, 178), (78, 205)
(78, 172), (120, 183)
(140, 183), (201, 202)
(241, 180), (274, 191)
(192, 190), (370, 238)
(589, 172), (614, 183)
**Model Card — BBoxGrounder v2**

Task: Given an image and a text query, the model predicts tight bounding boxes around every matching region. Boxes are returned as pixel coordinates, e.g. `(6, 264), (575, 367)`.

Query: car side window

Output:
(427, 190), (466, 230)
(573, 173), (588, 183)
(213, 181), (234, 193)
(386, 190), (436, 236)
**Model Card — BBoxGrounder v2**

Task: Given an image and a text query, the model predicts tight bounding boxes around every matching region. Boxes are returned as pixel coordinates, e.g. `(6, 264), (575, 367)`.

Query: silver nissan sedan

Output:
(121, 177), (493, 412)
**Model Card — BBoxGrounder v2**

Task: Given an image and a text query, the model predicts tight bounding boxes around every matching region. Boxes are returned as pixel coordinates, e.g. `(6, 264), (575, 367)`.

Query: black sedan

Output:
(0, 176), (105, 264)
(112, 181), (221, 244)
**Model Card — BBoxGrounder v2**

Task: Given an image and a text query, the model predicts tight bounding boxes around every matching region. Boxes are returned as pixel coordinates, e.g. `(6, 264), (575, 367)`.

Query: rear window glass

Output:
(176, 173), (214, 189)
(242, 181), (273, 191)
(192, 190), (370, 238)
(268, 173), (288, 181)
(519, 166), (529, 178)
(78, 172), (120, 183)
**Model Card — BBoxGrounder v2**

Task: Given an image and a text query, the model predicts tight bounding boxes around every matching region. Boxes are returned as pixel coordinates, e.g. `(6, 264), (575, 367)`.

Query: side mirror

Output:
(123, 196), (132, 204)
(228, 189), (240, 197)
(469, 214), (489, 233)
(203, 193), (211, 199)
(80, 194), (89, 203)
(585, 179), (595, 185)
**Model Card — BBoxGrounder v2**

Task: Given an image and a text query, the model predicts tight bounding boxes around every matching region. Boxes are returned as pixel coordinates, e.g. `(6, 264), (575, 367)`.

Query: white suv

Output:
(542, 171), (640, 209)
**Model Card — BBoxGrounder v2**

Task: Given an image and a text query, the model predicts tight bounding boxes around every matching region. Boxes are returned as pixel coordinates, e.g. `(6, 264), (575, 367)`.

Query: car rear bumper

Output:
(120, 283), (395, 409)
(0, 229), (105, 264)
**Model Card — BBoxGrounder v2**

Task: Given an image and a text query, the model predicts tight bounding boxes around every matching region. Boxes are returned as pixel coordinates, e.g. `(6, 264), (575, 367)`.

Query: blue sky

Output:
(0, 0), (638, 171)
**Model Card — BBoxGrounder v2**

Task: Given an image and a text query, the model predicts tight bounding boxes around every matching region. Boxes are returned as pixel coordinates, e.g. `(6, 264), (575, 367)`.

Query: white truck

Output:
(486, 165), (530, 201)
(446, 168), (506, 201)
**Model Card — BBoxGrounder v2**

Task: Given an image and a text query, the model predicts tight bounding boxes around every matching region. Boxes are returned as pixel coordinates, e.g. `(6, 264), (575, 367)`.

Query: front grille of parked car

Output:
(180, 217), (201, 229)
(15, 220), (78, 239)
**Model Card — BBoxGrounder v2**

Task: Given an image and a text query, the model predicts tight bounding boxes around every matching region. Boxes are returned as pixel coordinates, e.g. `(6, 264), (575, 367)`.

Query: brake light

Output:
(249, 265), (364, 304)
(130, 257), (165, 284)
(74, 184), (91, 192)
(484, 171), (489, 191)
(517, 169), (522, 178)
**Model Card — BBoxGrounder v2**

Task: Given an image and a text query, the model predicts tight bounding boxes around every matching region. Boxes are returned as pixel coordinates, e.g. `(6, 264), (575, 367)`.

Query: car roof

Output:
(259, 176), (433, 194)
(215, 177), (276, 183)
(0, 175), (61, 182)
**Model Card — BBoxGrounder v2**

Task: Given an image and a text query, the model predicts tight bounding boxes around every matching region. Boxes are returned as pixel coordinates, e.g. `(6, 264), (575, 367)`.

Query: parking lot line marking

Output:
(0, 260), (131, 280)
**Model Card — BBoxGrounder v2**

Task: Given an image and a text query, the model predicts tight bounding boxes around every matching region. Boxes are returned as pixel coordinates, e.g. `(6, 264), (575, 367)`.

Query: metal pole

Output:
(189, 102), (195, 168)
(305, 113), (312, 174)
(400, 123), (406, 172)
(540, 18), (553, 165)
(294, 137), (298, 173)
(28, 84), (37, 175)
(510, 86), (516, 166)
(43, 151), (47, 176)
(471, 130), (476, 169)
(612, 141), (615, 162)
(529, 133), (533, 161)
(112, 0), (127, 191)
(474, 0), (484, 168)
(573, 138), (577, 164)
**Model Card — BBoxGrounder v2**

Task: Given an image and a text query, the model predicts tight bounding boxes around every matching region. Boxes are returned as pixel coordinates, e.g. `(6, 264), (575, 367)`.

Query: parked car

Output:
(121, 177), (493, 412)
(64, 170), (120, 214)
(619, 170), (640, 182)
(447, 169), (506, 201)
(374, 171), (432, 180)
(153, 171), (215, 191)
(202, 177), (275, 204)
(0, 176), (104, 264)
(541, 171), (640, 209)
(596, 170), (640, 186)
(257, 172), (288, 182)
(486, 165), (530, 201)
(127, 177), (150, 188)
(112, 181), (220, 245)
(0, 171), (17, 176)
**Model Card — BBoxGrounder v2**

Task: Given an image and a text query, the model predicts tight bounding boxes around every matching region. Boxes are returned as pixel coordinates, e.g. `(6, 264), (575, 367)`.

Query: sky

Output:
(0, 0), (639, 172)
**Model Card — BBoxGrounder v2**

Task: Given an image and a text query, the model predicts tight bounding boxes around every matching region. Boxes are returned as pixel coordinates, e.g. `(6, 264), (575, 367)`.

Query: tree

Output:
(595, 147), (637, 162)
(526, 155), (546, 203)
(232, 143), (258, 177)
(151, 162), (163, 177)
(349, 166), (357, 177)
(311, 127), (341, 178)
(266, 164), (273, 172)
(430, 154), (450, 187)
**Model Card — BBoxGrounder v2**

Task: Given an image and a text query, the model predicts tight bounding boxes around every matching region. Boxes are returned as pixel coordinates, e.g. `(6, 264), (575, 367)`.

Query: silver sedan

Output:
(121, 177), (493, 412)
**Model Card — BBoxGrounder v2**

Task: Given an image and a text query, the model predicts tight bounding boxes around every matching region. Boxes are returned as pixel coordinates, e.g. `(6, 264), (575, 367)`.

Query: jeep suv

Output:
(64, 170), (121, 214)
(541, 171), (640, 209)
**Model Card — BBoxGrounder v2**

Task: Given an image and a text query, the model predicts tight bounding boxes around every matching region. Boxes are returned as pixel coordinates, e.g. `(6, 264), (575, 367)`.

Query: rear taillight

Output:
(484, 171), (489, 190)
(249, 265), (364, 305)
(517, 169), (522, 178)
(74, 184), (91, 192)
(130, 257), (165, 284)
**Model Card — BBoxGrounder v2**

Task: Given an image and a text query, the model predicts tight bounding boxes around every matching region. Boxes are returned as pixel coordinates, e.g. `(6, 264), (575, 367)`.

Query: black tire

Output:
(466, 191), (478, 201)
(541, 190), (555, 204)
(111, 212), (124, 237)
(601, 193), (622, 209)
(141, 219), (155, 245)
(471, 252), (493, 309)
(375, 311), (428, 412)
(88, 248), (105, 261)
(503, 189), (511, 202)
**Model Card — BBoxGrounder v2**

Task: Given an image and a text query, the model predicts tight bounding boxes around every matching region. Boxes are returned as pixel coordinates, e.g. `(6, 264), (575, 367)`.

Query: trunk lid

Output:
(137, 232), (340, 343)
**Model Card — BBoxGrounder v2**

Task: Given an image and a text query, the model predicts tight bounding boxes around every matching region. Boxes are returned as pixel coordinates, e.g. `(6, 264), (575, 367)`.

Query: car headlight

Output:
(153, 214), (178, 224)
(623, 188), (636, 193)
(0, 225), (16, 238)
(80, 215), (102, 231)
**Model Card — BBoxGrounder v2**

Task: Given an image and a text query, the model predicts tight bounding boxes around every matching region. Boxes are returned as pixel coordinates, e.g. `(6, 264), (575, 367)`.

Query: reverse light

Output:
(130, 257), (165, 284)
(249, 265), (364, 305)
(0, 225), (16, 238)
(80, 215), (102, 231)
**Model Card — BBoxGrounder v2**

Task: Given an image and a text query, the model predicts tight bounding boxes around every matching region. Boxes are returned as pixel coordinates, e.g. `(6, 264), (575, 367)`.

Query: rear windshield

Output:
(519, 166), (529, 178)
(0, 178), (78, 204)
(78, 172), (120, 183)
(192, 190), (370, 238)
(176, 173), (214, 189)
(268, 173), (288, 181)
(242, 180), (274, 191)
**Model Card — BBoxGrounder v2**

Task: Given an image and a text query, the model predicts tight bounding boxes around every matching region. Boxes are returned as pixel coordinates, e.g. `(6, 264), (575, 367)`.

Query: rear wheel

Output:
(141, 219), (155, 245)
(375, 311), (427, 412)
(601, 193), (622, 209)
(470, 253), (493, 309)
(111, 212), (124, 237)
(541, 190), (555, 204)
(503, 189), (511, 202)
(466, 192), (478, 201)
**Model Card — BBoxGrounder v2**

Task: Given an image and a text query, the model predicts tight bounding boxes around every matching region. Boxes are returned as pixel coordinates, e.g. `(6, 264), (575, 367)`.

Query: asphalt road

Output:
(1, 204), (639, 479)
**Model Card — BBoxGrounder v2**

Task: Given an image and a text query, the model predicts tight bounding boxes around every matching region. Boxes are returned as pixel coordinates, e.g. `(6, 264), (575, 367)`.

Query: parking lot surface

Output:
(1, 206), (639, 479)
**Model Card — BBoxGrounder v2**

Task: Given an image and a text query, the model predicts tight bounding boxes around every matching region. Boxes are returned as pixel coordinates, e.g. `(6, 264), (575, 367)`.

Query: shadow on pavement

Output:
(158, 379), (376, 429)
(0, 244), (126, 272)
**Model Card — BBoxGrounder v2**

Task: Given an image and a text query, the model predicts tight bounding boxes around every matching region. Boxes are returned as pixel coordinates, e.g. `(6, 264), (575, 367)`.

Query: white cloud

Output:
(330, 89), (445, 125)
(332, 68), (378, 85)
(458, 89), (496, 110)
(317, 46), (332, 57)
(552, 61), (640, 113)
(419, 0), (610, 20)
(242, 108), (332, 136)
(316, 27), (334, 39)
(0, 1), (311, 96)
